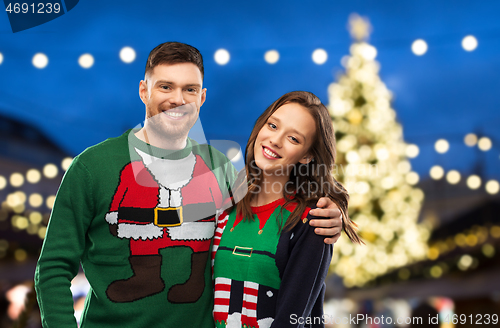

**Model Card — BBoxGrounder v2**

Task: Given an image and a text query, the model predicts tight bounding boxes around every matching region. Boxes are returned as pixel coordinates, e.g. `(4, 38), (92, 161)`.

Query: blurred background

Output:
(1, 0), (500, 327)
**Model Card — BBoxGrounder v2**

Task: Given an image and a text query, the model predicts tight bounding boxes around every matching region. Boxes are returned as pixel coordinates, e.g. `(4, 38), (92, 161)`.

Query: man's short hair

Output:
(145, 42), (204, 80)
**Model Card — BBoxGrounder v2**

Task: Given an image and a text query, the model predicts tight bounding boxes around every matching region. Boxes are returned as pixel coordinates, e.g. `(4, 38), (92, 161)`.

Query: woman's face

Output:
(253, 102), (316, 176)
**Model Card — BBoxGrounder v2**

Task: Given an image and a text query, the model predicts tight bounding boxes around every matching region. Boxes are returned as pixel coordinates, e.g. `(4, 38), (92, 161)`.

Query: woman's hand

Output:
(308, 197), (343, 244)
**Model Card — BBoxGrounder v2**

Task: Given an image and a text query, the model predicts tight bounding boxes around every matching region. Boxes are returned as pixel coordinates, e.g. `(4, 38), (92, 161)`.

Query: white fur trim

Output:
(117, 223), (163, 240)
(258, 318), (274, 328)
(134, 148), (196, 189)
(226, 313), (242, 328)
(105, 211), (118, 224)
(169, 189), (182, 207)
(167, 222), (215, 241)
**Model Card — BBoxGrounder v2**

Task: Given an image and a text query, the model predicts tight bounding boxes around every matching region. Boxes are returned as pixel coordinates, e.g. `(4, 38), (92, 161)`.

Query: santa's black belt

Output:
(118, 203), (216, 227)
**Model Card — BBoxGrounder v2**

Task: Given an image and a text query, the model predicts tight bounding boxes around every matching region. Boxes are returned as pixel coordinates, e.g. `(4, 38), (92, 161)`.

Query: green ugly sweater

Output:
(35, 129), (237, 327)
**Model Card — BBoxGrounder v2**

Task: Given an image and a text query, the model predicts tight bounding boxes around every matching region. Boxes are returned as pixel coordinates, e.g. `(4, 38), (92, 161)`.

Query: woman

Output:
(212, 91), (361, 328)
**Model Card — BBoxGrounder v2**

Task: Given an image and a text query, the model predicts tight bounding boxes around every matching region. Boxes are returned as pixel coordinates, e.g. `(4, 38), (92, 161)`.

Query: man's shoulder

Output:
(74, 130), (131, 165)
(190, 140), (231, 166)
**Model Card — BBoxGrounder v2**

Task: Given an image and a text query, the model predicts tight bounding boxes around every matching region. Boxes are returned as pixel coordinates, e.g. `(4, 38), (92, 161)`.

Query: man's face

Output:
(139, 63), (206, 140)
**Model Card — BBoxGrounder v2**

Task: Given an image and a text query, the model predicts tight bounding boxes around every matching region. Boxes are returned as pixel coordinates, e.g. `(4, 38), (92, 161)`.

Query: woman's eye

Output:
(290, 136), (299, 143)
(268, 123), (277, 129)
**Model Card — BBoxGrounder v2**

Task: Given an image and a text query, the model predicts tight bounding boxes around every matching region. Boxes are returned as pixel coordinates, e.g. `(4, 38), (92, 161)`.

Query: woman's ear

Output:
(299, 155), (313, 164)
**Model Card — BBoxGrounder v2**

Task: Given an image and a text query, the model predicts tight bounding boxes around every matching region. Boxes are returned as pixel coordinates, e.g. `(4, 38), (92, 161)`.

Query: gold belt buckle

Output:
(154, 207), (183, 227)
(232, 246), (253, 257)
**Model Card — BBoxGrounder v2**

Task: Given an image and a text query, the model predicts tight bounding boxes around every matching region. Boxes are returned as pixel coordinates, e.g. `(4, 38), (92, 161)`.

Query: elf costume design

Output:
(35, 130), (236, 327)
(212, 198), (332, 328)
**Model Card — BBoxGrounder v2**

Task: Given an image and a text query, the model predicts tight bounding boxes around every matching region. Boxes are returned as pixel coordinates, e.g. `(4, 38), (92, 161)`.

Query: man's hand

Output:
(309, 197), (342, 245)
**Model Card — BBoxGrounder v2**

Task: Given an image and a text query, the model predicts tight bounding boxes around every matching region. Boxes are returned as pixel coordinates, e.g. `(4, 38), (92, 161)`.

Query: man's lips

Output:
(159, 103), (195, 120)
(262, 146), (281, 159)
(162, 110), (187, 118)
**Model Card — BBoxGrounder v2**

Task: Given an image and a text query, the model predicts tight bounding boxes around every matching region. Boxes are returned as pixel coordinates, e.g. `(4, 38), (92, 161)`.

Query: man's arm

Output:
(308, 197), (343, 245)
(35, 158), (93, 327)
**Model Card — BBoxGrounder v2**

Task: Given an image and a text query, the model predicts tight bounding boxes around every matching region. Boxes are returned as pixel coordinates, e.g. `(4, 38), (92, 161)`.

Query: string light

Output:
(466, 175), (481, 190)
(462, 35), (478, 51)
(28, 193), (43, 208)
(464, 133), (477, 147)
(46, 195), (56, 209)
(61, 157), (73, 171)
(434, 139), (449, 154)
(405, 144), (419, 158)
(446, 170), (461, 184)
(411, 39), (428, 56)
(429, 165), (444, 180)
(119, 47), (136, 63)
(32, 53), (48, 69)
(10, 173), (24, 187)
(78, 53), (94, 69)
(0, 176), (6, 190)
(312, 48), (328, 65)
(477, 137), (492, 151)
(264, 50), (280, 64)
(214, 49), (230, 65)
(26, 169), (41, 184)
(43, 164), (58, 179)
(485, 180), (499, 195)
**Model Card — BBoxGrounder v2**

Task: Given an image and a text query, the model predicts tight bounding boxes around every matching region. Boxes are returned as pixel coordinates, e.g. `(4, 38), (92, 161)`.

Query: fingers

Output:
(309, 207), (341, 219)
(316, 197), (332, 208)
(314, 226), (342, 236)
(323, 233), (341, 245)
(309, 215), (342, 229)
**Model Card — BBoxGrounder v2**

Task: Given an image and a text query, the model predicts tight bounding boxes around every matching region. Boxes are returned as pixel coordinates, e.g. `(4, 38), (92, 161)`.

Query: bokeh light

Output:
(10, 173), (24, 187)
(464, 133), (477, 146)
(477, 137), (492, 151)
(78, 53), (94, 68)
(466, 175), (481, 190)
(43, 164), (58, 179)
(32, 53), (48, 68)
(312, 48), (328, 65)
(26, 169), (41, 184)
(462, 35), (478, 51)
(435, 139), (449, 154)
(446, 170), (461, 184)
(214, 49), (230, 65)
(411, 39), (428, 56)
(119, 46), (136, 63)
(430, 165), (444, 180)
(264, 50), (280, 64)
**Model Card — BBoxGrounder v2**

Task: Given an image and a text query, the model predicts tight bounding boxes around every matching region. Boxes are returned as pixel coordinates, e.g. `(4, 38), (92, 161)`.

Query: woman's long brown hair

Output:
(232, 91), (362, 244)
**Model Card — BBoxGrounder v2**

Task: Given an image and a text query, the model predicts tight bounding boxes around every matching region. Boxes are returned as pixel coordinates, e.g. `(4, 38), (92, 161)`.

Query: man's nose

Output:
(169, 89), (185, 106)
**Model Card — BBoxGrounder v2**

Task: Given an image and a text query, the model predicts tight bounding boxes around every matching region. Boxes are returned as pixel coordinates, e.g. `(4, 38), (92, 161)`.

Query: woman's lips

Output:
(262, 146), (281, 159)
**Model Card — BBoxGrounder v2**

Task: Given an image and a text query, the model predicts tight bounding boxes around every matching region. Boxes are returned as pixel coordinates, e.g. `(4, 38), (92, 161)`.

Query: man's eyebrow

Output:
(154, 80), (201, 88)
(268, 115), (307, 141)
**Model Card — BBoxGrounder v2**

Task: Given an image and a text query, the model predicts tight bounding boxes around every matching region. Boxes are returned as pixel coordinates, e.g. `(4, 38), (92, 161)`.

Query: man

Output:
(35, 42), (343, 327)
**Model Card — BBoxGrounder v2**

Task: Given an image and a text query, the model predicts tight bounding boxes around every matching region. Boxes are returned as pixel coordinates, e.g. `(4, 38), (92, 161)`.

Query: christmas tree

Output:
(328, 14), (430, 287)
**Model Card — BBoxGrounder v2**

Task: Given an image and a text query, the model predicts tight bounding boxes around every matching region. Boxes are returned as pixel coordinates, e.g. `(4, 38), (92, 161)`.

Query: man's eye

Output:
(161, 85), (171, 90)
(186, 88), (197, 93)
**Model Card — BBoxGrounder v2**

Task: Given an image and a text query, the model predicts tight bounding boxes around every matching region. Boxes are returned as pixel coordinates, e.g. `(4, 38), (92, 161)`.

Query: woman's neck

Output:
(250, 174), (289, 207)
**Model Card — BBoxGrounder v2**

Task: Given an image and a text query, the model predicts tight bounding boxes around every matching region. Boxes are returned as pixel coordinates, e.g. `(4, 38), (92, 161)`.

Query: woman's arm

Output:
(272, 210), (333, 328)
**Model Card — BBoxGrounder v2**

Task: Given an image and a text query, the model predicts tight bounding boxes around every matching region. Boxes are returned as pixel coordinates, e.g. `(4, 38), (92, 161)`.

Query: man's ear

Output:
(139, 80), (148, 104)
(200, 88), (207, 108)
(299, 155), (313, 164)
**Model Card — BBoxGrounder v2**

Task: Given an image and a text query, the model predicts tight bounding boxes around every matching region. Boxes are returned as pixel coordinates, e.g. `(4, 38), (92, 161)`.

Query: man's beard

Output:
(146, 103), (198, 143)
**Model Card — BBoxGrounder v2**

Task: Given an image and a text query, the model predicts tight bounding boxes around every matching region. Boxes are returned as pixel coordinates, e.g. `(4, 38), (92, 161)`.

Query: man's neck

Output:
(134, 127), (187, 150)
